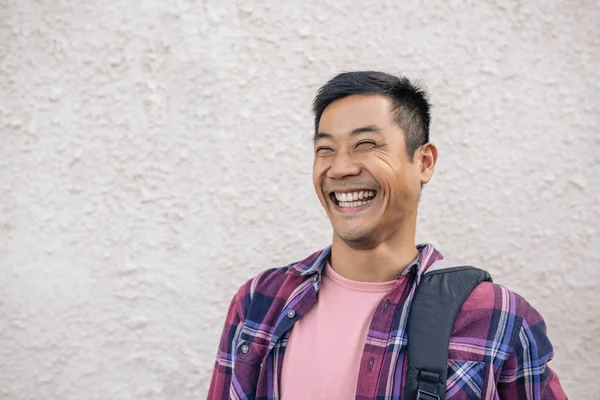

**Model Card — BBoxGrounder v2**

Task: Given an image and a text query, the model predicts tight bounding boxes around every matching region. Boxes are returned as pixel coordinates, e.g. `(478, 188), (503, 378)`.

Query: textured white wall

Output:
(1, 0), (598, 399)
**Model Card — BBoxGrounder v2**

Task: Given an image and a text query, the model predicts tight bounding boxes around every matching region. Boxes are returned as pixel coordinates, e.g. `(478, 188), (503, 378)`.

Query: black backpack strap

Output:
(403, 263), (492, 400)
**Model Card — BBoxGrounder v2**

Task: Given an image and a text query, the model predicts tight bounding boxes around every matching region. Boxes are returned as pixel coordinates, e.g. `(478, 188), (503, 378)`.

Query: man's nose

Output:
(327, 153), (361, 179)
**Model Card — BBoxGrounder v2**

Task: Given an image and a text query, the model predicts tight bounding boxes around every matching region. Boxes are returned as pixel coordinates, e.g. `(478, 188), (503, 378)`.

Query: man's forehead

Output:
(318, 94), (394, 134)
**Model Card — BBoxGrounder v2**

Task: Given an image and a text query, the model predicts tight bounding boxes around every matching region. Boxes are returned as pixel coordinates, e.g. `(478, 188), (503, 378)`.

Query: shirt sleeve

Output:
(206, 286), (245, 400)
(497, 301), (568, 399)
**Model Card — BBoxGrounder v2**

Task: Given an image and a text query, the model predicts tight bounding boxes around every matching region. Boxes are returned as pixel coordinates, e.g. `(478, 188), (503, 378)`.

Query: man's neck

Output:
(330, 232), (420, 283)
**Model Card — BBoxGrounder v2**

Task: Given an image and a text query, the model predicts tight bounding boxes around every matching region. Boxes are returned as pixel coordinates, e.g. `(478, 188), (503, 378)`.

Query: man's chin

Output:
(333, 227), (378, 248)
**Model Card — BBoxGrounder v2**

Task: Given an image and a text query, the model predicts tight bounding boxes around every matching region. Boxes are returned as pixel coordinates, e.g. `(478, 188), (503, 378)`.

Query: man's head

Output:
(312, 71), (438, 248)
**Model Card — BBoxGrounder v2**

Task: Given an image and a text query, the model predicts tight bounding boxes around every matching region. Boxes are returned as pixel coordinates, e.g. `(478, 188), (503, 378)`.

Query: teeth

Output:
(335, 190), (376, 202)
(338, 200), (369, 207)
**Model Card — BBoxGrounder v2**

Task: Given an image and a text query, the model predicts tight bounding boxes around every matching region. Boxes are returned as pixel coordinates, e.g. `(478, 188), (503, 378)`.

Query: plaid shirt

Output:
(207, 245), (567, 399)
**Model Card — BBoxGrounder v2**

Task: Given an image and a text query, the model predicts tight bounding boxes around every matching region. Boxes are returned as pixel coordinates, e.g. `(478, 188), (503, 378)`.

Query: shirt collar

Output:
(287, 247), (332, 276)
(286, 243), (443, 284)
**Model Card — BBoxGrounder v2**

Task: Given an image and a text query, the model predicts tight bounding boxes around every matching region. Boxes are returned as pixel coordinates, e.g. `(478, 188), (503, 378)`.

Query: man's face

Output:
(312, 94), (428, 247)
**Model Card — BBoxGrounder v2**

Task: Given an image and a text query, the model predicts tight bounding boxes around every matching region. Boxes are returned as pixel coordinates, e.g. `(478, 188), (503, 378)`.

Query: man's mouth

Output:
(329, 190), (377, 209)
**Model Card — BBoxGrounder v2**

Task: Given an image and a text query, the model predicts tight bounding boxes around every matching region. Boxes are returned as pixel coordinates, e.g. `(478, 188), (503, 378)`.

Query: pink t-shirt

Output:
(280, 263), (395, 399)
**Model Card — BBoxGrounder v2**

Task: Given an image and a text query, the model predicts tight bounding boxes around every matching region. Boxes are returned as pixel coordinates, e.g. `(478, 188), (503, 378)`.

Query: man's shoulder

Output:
(230, 247), (328, 308)
(454, 280), (547, 347)
(464, 281), (543, 321)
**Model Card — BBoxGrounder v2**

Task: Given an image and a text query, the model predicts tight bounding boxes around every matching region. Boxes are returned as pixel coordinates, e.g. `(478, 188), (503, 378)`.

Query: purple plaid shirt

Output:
(207, 244), (567, 399)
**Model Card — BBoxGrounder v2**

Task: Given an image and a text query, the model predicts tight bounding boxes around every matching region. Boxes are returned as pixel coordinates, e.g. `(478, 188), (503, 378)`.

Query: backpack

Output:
(404, 260), (492, 400)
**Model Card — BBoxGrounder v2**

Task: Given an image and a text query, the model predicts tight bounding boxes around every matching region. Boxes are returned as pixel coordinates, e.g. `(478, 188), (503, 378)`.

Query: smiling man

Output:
(207, 71), (567, 400)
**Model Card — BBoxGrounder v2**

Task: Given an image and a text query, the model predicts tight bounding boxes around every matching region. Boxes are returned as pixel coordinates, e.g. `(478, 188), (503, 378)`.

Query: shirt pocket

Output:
(231, 341), (270, 398)
(445, 360), (486, 400)
(235, 340), (269, 366)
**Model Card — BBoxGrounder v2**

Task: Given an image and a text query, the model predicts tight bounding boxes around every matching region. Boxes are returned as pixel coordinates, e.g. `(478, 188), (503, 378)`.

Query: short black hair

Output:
(312, 71), (431, 160)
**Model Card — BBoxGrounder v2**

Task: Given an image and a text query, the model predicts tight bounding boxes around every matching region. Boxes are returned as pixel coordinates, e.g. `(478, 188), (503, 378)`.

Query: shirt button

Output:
(383, 300), (390, 311)
(287, 309), (296, 319)
(313, 274), (319, 282)
(241, 344), (249, 354)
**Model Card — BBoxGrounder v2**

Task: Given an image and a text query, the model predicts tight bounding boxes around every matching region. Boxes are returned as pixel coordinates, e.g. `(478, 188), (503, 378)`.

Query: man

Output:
(207, 71), (567, 399)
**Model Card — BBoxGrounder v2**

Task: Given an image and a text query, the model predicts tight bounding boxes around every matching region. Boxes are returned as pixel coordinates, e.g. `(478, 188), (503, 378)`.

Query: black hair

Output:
(312, 71), (431, 160)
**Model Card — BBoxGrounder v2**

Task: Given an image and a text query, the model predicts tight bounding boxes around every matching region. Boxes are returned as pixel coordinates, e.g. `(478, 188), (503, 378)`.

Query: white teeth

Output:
(335, 190), (376, 202)
(338, 200), (369, 208)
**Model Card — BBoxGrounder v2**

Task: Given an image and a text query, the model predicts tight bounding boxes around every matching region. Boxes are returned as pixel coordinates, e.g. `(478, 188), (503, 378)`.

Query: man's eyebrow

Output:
(350, 125), (382, 135)
(313, 132), (332, 142)
(313, 125), (383, 142)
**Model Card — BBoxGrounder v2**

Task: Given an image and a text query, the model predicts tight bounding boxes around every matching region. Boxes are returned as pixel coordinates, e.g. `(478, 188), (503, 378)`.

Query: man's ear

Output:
(419, 143), (438, 185)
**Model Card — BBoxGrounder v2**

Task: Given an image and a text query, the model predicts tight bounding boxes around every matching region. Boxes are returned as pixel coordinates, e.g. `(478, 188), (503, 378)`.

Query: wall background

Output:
(1, 0), (599, 398)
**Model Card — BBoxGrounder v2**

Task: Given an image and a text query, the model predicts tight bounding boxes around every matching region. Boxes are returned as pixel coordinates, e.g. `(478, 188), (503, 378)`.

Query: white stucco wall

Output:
(1, 1), (598, 398)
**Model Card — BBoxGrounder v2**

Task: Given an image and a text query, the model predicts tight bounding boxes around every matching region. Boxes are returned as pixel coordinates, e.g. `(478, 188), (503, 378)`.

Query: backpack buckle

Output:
(417, 389), (440, 400)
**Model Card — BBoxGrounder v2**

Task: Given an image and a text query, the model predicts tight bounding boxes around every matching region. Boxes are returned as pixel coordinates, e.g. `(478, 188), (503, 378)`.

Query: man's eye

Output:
(316, 147), (334, 154)
(356, 141), (376, 149)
